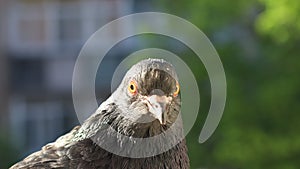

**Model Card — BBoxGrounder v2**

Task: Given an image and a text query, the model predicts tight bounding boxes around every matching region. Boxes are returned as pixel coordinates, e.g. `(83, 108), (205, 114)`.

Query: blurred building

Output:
(0, 0), (140, 157)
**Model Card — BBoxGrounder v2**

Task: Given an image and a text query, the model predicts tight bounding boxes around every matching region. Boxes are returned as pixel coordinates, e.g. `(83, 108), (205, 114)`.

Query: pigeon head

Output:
(113, 58), (180, 129)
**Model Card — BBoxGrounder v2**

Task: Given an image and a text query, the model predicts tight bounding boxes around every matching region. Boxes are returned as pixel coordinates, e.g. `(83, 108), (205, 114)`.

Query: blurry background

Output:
(0, 0), (299, 169)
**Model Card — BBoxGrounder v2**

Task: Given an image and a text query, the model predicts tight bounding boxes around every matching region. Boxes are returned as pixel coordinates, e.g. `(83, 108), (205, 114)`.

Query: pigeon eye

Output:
(173, 82), (180, 97)
(128, 81), (137, 94)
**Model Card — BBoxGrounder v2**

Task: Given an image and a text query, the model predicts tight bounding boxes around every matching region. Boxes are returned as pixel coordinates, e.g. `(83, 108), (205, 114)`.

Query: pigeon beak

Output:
(143, 95), (171, 125)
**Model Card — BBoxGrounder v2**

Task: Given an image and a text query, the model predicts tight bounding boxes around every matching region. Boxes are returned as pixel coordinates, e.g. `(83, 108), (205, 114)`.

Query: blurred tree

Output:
(157, 0), (300, 169)
(256, 0), (300, 43)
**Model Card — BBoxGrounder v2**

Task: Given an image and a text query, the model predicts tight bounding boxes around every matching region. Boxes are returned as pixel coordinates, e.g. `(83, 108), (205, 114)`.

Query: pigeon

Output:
(10, 58), (190, 169)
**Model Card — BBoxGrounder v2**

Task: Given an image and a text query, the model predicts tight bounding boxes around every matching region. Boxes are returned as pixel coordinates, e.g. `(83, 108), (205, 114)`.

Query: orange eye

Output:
(173, 82), (180, 97)
(128, 80), (137, 94)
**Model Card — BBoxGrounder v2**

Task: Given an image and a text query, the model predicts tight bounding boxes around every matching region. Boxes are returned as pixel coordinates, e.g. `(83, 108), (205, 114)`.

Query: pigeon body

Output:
(10, 58), (190, 169)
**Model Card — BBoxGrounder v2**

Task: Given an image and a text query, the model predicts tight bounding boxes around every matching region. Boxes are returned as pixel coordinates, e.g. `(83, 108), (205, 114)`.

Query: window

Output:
(7, 0), (134, 55)
(10, 58), (44, 92)
(9, 98), (68, 154)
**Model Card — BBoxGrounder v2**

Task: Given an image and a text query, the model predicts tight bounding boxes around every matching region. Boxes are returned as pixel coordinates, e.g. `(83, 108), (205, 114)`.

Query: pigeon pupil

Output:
(130, 84), (134, 90)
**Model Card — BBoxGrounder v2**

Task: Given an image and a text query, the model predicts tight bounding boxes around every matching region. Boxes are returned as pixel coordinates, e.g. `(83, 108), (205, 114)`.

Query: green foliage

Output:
(158, 0), (300, 169)
(158, 0), (256, 33)
(256, 0), (300, 43)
